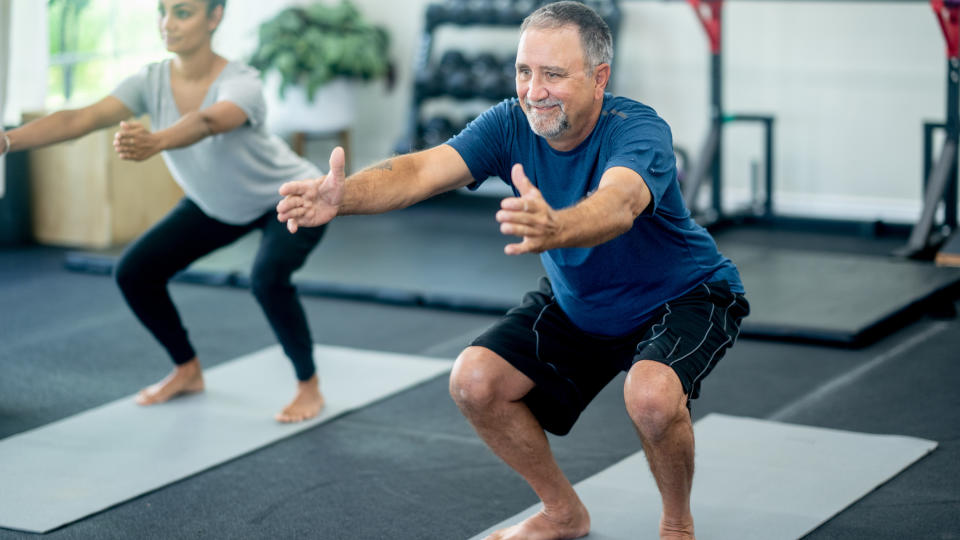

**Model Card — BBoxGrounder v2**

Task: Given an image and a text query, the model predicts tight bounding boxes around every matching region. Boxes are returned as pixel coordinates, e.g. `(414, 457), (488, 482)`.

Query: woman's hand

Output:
(113, 121), (163, 161)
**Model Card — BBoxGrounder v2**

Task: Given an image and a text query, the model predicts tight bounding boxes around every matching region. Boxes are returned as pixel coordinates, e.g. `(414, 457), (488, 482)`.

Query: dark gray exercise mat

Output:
(66, 197), (545, 312)
(64, 197), (960, 345)
(725, 245), (960, 344)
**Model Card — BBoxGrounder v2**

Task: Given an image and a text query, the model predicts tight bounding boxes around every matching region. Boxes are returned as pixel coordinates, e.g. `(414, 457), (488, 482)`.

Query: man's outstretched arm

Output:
(277, 144), (475, 233)
(497, 164), (651, 254)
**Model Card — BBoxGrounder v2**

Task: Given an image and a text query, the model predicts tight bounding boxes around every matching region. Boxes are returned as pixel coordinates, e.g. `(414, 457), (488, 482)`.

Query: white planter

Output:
(262, 71), (356, 135)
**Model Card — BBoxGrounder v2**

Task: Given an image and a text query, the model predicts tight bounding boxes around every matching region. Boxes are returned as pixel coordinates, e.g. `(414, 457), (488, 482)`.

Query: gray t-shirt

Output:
(111, 59), (321, 224)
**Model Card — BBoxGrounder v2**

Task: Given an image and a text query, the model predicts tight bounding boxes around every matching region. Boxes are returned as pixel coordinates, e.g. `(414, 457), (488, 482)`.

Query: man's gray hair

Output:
(520, 1), (614, 70)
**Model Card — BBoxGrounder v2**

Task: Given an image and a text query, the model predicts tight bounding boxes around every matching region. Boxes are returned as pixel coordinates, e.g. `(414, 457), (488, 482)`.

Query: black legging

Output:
(115, 198), (325, 381)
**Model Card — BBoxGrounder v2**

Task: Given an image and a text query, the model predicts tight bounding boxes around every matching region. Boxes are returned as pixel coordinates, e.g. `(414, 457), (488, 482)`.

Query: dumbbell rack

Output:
(396, 0), (622, 155)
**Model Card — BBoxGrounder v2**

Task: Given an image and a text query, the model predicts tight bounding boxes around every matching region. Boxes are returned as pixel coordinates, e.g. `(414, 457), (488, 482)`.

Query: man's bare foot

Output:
(660, 515), (695, 539)
(275, 374), (325, 423)
(136, 359), (204, 405)
(486, 503), (590, 540)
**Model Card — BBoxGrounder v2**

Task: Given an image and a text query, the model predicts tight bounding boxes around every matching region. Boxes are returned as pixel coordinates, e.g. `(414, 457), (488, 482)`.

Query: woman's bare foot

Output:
(275, 374), (325, 423)
(136, 359), (205, 405)
(486, 502), (590, 540)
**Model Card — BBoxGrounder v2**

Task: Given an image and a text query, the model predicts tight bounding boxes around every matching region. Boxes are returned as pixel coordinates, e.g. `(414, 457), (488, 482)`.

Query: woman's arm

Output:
(1, 96), (134, 153)
(113, 100), (248, 161)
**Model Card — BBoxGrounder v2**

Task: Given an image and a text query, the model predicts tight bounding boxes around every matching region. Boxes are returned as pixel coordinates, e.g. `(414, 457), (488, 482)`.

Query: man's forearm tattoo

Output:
(371, 159), (394, 171)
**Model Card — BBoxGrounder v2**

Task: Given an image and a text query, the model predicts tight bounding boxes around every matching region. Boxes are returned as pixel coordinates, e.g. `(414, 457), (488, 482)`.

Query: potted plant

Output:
(250, 0), (393, 134)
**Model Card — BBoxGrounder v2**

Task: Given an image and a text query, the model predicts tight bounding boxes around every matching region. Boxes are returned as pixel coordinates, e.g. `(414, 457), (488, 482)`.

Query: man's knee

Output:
(624, 360), (688, 440)
(449, 346), (529, 412)
(450, 347), (501, 410)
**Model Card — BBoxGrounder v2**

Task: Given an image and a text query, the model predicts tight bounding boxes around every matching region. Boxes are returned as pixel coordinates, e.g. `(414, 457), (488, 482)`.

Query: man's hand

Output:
(113, 121), (163, 161)
(497, 163), (561, 255)
(277, 146), (346, 233)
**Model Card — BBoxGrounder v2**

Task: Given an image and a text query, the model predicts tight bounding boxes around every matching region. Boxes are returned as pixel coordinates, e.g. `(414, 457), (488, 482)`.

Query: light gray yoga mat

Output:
(0, 345), (452, 533)
(470, 414), (937, 540)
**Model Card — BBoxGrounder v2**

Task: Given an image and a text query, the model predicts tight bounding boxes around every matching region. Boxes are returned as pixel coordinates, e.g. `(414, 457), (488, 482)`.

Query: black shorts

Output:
(471, 278), (749, 436)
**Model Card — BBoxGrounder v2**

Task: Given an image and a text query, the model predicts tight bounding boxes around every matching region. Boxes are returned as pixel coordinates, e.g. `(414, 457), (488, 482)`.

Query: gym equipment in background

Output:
(681, 0), (776, 228)
(62, 1), (960, 348)
(897, 0), (960, 260)
(64, 192), (960, 347)
(395, 0), (622, 154)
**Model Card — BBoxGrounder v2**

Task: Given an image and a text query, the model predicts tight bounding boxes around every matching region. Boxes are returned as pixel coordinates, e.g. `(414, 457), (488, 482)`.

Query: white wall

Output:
(615, 2), (941, 222)
(7, 1), (943, 223)
(1, 0), (47, 199)
(3, 0), (47, 127)
(260, 1), (939, 223)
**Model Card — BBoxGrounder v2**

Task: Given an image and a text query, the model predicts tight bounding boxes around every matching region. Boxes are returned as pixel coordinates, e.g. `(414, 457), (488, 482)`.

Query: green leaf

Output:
(249, 0), (393, 97)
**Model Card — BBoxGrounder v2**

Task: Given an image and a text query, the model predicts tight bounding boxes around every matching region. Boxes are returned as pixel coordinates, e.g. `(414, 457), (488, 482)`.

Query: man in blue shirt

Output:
(278, 2), (747, 538)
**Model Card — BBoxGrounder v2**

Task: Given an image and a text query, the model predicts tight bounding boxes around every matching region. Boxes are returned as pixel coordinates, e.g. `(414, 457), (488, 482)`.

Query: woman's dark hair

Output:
(207, 0), (226, 15)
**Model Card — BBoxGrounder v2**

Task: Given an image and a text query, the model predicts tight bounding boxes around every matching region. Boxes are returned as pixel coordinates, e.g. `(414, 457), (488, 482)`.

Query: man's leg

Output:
(450, 346), (590, 540)
(624, 360), (695, 539)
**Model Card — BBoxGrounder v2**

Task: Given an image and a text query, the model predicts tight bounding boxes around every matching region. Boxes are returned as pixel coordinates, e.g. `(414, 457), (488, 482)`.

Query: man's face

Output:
(515, 25), (606, 147)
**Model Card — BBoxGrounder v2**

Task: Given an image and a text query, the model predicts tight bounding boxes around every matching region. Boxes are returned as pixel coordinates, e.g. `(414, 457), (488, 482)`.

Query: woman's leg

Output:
(115, 198), (251, 404)
(250, 214), (326, 422)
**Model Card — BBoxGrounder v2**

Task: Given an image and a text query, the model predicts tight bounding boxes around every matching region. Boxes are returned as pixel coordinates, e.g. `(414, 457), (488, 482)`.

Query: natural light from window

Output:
(47, 0), (167, 109)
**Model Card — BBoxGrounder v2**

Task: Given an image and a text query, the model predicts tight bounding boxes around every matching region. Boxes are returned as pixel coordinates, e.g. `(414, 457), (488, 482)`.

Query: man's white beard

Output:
(524, 98), (570, 139)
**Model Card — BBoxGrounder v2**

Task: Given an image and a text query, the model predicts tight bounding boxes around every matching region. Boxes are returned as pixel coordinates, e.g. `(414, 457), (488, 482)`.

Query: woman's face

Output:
(157, 0), (221, 54)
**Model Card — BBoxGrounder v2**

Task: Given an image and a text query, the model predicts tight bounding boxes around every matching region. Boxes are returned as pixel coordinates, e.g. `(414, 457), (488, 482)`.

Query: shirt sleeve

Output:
(604, 113), (677, 214)
(110, 65), (150, 117)
(446, 100), (514, 190)
(216, 65), (266, 128)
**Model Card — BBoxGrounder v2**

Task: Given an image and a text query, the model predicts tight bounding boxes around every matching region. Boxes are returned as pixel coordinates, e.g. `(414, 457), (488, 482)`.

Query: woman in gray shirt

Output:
(0, 0), (328, 423)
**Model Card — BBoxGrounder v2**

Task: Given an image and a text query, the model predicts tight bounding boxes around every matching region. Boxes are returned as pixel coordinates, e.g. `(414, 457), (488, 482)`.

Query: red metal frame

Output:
(932, 0), (960, 59)
(688, 0), (723, 54)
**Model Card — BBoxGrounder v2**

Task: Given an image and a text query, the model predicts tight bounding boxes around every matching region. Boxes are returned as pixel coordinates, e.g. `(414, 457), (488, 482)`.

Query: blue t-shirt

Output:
(447, 94), (743, 336)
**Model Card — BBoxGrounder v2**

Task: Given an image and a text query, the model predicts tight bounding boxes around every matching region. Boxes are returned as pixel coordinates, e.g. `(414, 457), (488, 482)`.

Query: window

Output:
(47, 0), (164, 109)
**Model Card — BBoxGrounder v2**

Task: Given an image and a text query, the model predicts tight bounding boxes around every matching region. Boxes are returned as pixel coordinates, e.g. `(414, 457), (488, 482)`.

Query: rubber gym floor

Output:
(1, 202), (958, 539)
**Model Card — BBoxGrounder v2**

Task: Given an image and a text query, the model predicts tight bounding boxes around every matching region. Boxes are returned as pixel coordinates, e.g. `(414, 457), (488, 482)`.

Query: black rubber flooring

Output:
(1, 239), (958, 539)
(63, 193), (960, 346)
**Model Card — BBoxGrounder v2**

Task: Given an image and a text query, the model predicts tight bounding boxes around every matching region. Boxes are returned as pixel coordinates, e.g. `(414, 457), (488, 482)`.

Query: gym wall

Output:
(136, 1), (951, 224)
(614, 2), (939, 223)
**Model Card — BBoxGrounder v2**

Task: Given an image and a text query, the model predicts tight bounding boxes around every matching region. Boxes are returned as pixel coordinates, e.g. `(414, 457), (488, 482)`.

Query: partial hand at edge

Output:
(496, 163), (561, 255)
(277, 146), (346, 233)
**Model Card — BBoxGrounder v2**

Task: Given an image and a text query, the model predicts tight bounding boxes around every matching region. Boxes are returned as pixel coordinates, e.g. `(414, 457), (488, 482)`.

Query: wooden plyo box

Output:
(25, 113), (183, 248)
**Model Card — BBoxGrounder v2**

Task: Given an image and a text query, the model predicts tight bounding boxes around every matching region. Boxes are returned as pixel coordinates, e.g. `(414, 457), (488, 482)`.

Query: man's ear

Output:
(594, 63), (611, 98)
